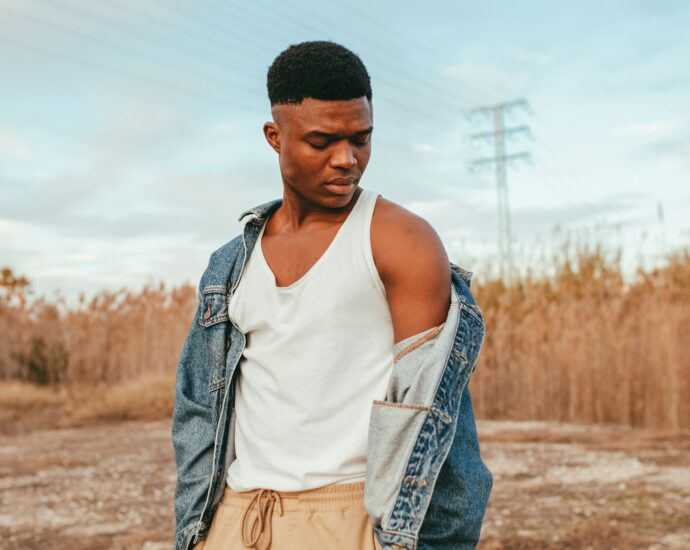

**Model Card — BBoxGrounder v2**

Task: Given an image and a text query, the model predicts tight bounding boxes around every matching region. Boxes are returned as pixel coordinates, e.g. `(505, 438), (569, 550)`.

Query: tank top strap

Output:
(345, 188), (385, 297)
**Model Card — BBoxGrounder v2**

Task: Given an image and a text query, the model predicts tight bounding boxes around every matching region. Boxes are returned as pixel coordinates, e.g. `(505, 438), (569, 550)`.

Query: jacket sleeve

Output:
(171, 272), (216, 549)
(417, 384), (493, 549)
(417, 269), (492, 549)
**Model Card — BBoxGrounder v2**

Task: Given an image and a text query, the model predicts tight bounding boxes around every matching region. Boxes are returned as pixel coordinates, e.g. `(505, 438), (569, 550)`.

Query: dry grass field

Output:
(1, 245), (688, 430)
(471, 246), (690, 430)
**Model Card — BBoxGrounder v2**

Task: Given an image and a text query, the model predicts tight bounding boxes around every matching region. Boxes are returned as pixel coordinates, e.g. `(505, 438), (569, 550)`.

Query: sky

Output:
(1, 0), (689, 302)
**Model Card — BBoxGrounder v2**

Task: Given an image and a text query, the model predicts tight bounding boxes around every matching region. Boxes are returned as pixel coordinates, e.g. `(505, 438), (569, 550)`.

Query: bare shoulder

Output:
(370, 194), (449, 283)
(370, 194), (451, 343)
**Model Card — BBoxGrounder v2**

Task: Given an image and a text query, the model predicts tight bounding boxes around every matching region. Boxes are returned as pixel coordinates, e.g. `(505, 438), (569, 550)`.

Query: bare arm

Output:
(371, 198), (451, 345)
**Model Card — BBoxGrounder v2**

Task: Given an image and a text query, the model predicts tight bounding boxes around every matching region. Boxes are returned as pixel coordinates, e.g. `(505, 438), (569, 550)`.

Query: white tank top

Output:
(225, 187), (395, 492)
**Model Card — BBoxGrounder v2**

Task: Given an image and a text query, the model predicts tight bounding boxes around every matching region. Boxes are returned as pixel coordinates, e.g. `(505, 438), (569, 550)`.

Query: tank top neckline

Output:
(257, 188), (369, 292)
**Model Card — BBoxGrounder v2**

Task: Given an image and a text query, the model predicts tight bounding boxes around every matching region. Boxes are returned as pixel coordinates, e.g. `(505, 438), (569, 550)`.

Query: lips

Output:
(325, 176), (357, 195)
(325, 181), (355, 195)
(327, 177), (357, 185)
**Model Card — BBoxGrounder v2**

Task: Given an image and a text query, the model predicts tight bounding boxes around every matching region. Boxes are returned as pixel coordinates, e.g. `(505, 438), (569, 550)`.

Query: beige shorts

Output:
(193, 480), (382, 550)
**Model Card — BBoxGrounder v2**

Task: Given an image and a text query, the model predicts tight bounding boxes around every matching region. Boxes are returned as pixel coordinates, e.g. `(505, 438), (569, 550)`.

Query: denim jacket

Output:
(171, 196), (492, 550)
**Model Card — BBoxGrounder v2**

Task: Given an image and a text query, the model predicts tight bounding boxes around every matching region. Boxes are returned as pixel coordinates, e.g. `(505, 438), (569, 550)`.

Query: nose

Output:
(329, 140), (357, 170)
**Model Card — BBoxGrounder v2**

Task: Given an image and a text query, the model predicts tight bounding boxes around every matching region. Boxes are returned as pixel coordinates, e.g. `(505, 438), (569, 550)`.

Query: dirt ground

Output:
(1, 419), (688, 550)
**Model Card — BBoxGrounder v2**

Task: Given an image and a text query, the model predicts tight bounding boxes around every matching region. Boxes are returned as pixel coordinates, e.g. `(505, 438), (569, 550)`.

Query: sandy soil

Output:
(1, 419), (688, 549)
(477, 421), (690, 549)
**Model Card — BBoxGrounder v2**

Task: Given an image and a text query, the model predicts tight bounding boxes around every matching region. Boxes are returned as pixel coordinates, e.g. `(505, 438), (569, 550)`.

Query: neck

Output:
(274, 184), (362, 231)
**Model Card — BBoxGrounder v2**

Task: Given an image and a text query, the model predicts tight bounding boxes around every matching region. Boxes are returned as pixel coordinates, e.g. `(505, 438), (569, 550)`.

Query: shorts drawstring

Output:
(240, 488), (284, 548)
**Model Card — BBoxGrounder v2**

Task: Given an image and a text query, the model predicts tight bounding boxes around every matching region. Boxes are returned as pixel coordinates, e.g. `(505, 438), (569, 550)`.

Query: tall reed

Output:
(1, 245), (688, 429)
(471, 245), (690, 429)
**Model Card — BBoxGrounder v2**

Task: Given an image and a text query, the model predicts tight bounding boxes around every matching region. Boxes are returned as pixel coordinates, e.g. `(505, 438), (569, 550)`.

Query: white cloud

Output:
(0, 218), (18, 242)
(0, 129), (29, 159)
(613, 120), (679, 139)
(506, 47), (559, 66)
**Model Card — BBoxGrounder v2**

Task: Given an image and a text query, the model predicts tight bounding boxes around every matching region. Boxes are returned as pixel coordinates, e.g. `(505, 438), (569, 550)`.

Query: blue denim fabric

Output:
(171, 197), (492, 550)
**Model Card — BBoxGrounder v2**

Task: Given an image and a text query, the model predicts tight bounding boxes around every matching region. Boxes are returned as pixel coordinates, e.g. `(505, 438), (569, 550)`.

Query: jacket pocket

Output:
(198, 286), (230, 327)
(206, 376), (225, 419)
(198, 286), (230, 376)
(364, 400), (430, 530)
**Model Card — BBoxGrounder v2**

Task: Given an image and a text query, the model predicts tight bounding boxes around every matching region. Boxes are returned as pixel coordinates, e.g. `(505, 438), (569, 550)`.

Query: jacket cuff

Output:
(174, 522), (200, 550)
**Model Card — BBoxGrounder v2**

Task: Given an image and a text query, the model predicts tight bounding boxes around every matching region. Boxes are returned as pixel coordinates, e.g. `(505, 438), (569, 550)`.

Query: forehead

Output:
(275, 97), (372, 133)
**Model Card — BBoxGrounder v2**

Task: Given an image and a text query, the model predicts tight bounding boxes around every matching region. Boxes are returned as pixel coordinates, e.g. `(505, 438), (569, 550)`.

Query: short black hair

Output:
(267, 40), (372, 106)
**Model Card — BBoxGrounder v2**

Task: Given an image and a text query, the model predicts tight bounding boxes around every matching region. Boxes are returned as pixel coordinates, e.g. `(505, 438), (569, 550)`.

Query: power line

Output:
(529, 147), (613, 221)
(212, 0), (470, 133)
(24, 0), (487, 143)
(243, 0), (483, 109)
(3, 1), (443, 141)
(0, 34), (246, 107)
(310, 0), (511, 109)
(530, 115), (625, 215)
(44, 0), (261, 90)
(3, 2), (527, 186)
(0, 4), (260, 97)
(144, 0), (455, 142)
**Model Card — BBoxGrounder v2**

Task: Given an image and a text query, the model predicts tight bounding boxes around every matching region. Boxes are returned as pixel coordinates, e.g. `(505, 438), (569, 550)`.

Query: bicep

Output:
(376, 215), (451, 346)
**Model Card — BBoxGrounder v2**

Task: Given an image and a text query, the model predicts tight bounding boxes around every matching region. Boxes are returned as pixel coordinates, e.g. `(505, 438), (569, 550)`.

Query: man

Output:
(172, 41), (491, 550)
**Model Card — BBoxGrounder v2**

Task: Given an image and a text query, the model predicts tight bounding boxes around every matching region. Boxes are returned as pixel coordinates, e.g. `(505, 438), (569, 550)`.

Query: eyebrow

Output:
(303, 126), (373, 139)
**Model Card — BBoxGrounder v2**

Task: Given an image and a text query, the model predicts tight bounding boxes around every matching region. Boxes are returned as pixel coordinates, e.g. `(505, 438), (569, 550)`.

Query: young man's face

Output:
(263, 96), (373, 208)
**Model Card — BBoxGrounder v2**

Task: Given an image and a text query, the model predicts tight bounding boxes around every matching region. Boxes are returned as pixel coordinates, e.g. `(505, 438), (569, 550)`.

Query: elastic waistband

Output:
(221, 480), (366, 512)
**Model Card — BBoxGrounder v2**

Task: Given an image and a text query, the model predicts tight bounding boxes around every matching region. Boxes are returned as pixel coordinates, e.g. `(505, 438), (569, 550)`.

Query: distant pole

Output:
(657, 200), (667, 257)
(470, 99), (532, 283)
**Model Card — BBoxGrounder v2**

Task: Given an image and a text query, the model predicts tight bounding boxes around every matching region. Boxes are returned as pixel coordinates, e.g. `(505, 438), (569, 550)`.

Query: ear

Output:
(263, 121), (281, 154)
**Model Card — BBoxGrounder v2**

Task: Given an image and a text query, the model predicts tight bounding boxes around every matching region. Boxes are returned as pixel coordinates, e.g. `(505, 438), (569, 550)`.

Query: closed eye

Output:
(308, 134), (370, 149)
(352, 134), (371, 146)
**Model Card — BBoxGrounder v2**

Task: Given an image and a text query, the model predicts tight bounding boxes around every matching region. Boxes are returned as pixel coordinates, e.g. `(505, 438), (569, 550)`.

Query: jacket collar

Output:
(237, 198), (283, 222)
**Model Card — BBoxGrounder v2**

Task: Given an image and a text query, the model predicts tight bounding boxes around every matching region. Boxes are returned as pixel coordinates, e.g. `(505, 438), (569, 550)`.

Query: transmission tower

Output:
(470, 99), (532, 283)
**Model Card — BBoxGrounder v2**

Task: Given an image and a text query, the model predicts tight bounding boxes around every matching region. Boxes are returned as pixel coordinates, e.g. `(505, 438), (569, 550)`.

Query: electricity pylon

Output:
(470, 99), (532, 283)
